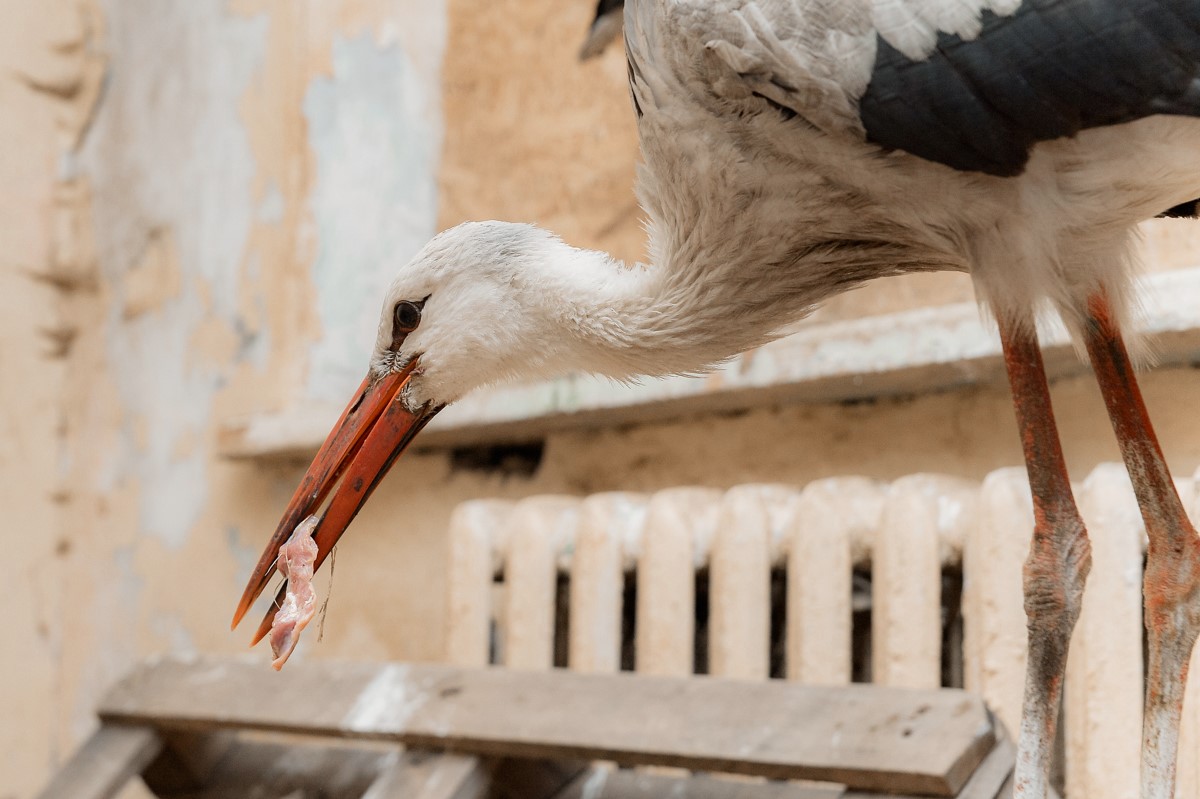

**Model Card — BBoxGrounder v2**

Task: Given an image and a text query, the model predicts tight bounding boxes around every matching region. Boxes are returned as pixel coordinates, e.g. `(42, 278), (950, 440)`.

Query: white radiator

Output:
(444, 464), (1200, 798)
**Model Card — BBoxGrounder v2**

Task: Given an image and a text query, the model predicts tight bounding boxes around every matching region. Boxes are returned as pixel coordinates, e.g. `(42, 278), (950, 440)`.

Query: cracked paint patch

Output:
(80, 0), (268, 548)
(303, 33), (440, 402)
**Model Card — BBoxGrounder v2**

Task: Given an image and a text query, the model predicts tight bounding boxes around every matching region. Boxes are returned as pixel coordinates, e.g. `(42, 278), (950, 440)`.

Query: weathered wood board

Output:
(363, 752), (490, 799)
(843, 729), (1014, 799)
(149, 738), (389, 799)
(98, 657), (996, 796)
(35, 725), (162, 799)
(555, 769), (846, 799)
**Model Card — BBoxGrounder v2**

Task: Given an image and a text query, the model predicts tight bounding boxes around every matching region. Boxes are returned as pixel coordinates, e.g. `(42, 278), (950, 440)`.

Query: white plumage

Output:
(384, 11), (1200, 408)
(236, 4), (1200, 798)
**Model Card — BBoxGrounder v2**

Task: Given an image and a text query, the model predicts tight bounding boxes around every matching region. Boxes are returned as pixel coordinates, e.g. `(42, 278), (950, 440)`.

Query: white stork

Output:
(233, 2), (1200, 796)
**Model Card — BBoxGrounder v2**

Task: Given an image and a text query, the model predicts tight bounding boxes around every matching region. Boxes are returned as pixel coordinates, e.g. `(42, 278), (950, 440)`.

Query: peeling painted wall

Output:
(1, 0), (101, 794)
(3, 0), (453, 792)
(305, 31), (442, 400)
(5, 0), (1200, 796)
(81, 0), (267, 549)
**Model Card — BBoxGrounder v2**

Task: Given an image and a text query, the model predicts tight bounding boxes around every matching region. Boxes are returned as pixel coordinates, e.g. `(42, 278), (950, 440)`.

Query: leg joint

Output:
(1023, 517), (1091, 638)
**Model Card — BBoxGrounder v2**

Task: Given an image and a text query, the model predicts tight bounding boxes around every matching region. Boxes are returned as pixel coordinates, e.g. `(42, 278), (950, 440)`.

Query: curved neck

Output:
(548, 243), (808, 380)
(556, 224), (953, 381)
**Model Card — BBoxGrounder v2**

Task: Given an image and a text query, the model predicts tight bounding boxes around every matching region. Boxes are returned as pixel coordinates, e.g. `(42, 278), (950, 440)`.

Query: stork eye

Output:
(394, 301), (422, 332)
(390, 299), (424, 349)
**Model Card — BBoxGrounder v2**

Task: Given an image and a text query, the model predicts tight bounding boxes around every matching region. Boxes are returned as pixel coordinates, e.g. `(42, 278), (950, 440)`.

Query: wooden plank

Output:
(843, 725), (1013, 799)
(155, 737), (389, 798)
(35, 724), (162, 799)
(556, 768), (846, 799)
(364, 752), (489, 799)
(99, 658), (995, 796)
(949, 727), (1014, 799)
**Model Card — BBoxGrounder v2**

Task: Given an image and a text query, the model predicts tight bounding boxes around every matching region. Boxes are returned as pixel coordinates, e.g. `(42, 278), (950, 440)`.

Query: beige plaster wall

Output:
(0, 0), (102, 795)
(4, 0), (1200, 797)
(0, 22), (63, 799)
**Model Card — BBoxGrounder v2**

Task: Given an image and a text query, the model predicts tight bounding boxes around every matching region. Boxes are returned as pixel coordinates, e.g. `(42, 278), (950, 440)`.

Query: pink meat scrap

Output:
(269, 514), (320, 670)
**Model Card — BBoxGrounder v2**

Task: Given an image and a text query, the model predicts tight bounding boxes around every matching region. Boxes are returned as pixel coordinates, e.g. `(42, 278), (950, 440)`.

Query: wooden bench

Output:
(37, 656), (1014, 799)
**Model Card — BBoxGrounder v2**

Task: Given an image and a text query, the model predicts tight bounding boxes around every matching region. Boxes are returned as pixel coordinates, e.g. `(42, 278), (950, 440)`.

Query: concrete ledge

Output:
(217, 268), (1200, 460)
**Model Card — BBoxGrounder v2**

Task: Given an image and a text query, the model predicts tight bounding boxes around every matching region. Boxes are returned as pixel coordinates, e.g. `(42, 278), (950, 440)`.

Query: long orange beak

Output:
(231, 360), (441, 644)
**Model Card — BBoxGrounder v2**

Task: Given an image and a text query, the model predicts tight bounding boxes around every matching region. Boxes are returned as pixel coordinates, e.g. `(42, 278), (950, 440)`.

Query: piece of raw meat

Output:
(269, 514), (320, 670)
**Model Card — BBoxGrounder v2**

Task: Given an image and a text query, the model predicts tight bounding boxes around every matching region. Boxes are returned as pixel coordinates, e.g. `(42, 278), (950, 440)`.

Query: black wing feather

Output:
(859, 0), (1200, 176)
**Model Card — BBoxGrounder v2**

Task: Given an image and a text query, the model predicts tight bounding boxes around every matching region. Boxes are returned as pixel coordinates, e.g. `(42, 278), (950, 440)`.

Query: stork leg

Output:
(1082, 294), (1200, 799)
(998, 315), (1092, 799)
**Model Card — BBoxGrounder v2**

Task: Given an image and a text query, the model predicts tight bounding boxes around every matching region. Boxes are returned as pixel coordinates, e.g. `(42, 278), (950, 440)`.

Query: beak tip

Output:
(230, 596), (253, 631)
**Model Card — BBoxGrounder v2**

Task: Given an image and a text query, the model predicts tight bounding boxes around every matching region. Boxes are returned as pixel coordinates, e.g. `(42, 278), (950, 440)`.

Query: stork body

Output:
(234, 3), (1200, 797)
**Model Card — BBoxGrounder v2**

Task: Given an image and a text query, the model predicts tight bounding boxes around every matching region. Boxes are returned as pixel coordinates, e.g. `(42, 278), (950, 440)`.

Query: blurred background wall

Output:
(5, 1), (1200, 797)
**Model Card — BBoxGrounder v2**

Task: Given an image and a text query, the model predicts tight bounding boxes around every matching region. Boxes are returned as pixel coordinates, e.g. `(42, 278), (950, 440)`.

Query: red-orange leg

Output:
(999, 314), (1092, 799)
(1083, 294), (1200, 799)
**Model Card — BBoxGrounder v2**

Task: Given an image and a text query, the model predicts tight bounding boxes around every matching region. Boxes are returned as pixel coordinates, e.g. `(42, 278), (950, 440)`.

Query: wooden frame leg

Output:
(364, 753), (491, 799)
(35, 725), (162, 799)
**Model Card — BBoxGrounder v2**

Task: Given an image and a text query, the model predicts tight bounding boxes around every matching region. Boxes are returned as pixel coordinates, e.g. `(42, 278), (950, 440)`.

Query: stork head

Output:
(231, 221), (621, 639)
(369, 220), (609, 408)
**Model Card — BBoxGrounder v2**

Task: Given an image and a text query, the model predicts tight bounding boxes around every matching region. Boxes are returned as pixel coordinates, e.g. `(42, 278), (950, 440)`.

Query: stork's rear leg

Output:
(999, 315), (1092, 799)
(1083, 295), (1200, 799)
